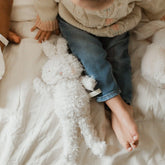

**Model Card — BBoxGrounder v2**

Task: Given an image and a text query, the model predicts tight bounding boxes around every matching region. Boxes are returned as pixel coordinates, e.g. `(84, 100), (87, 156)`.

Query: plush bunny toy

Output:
(33, 37), (106, 165)
(141, 27), (165, 88)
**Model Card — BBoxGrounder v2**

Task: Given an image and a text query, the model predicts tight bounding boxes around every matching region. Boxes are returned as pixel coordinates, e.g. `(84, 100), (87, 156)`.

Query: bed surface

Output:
(0, 0), (165, 164)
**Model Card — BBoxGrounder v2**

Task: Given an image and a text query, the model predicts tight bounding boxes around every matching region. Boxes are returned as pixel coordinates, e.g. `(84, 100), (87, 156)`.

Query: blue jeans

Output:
(57, 16), (132, 104)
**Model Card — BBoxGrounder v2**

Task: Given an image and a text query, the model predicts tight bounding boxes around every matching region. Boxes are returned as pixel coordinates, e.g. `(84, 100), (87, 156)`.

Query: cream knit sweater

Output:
(34, 0), (143, 37)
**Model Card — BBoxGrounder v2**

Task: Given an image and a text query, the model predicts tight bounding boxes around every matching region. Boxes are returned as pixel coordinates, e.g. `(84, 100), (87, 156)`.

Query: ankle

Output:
(105, 95), (128, 114)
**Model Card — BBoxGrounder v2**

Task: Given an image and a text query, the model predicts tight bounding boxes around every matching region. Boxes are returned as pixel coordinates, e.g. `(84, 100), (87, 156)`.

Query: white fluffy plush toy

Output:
(33, 37), (106, 165)
(141, 26), (165, 88)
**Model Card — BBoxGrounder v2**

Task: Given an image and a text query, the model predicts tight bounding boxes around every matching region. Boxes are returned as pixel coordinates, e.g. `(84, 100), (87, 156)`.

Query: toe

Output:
(120, 137), (133, 152)
(130, 136), (139, 149)
(128, 130), (139, 148)
(130, 142), (137, 149)
(125, 142), (132, 152)
(130, 125), (139, 142)
(133, 139), (139, 147)
(133, 135), (139, 141)
(132, 134), (139, 145)
(128, 147), (133, 152)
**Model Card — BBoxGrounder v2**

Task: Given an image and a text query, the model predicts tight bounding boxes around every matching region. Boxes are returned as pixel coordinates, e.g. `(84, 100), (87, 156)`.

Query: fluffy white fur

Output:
(33, 37), (106, 165)
(131, 21), (165, 120)
(141, 28), (165, 88)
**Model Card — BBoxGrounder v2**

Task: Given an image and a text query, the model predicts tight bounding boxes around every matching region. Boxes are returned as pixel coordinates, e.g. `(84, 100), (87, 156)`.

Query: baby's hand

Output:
(160, 15), (165, 21)
(31, 19), (60, 43)
(8, 31), (21, 44)
(31, 26), (53, 43)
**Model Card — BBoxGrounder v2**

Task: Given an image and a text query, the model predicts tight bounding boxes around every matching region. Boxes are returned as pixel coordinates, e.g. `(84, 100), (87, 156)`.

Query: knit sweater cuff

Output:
(35, 15), (57, 31)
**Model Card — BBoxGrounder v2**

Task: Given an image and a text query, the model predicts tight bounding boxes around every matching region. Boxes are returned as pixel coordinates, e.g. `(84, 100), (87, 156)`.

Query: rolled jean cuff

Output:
(96, 89), (121, 102)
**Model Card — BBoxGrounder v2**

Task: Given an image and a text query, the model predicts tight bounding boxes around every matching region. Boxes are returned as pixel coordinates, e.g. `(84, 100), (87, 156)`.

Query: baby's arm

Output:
(0, 0), (21, 47)
(0, 0), (13, 50)
(32, 0), (59, 43)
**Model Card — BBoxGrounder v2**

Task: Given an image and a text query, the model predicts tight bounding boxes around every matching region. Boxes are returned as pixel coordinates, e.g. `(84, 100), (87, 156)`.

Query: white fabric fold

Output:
(0, 49), (5, 79)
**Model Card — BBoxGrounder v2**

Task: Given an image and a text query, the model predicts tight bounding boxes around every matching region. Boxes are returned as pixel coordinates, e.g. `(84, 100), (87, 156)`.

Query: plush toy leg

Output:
(60, 119), (80, 165)
(78, 117), (106, 157)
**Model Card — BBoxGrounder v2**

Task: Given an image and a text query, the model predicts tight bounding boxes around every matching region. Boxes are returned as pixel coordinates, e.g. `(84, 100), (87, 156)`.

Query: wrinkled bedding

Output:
(0, 0), (165, 164)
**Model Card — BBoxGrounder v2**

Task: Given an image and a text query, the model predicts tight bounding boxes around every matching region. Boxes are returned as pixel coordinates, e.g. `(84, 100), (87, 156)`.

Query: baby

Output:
(32, 0), (140, 151)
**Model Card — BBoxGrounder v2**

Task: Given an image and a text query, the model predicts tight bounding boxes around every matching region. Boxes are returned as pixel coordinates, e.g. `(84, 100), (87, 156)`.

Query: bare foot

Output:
(106, 95), (139, 151)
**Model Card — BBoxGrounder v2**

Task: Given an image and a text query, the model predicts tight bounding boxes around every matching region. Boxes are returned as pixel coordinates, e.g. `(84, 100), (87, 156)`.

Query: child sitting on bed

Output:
(32, 0), (140, 152)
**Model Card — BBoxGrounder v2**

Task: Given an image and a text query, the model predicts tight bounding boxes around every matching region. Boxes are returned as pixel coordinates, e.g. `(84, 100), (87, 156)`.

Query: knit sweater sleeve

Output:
(34, 0), (58, 31)
(136, 0), (165, 20)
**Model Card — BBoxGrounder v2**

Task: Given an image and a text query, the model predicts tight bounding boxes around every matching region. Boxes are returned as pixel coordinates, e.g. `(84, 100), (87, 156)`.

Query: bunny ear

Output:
(42, 41), (57, 58)
(56, 37), (68, 54)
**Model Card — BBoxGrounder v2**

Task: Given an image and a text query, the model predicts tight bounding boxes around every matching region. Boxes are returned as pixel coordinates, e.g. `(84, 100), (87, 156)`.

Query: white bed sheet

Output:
(0, 0), (165, 164)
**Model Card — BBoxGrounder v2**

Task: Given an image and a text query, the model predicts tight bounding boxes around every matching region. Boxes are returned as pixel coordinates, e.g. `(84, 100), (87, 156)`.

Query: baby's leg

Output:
(58, 16), (121, 101)
(100, 33), (139, 151)
(100, 33), (132, 104)
(58, 16), (138, 151)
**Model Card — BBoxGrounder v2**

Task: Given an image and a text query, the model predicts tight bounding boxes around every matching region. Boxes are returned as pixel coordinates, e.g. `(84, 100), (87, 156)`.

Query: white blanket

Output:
(0, 0), (165, 164)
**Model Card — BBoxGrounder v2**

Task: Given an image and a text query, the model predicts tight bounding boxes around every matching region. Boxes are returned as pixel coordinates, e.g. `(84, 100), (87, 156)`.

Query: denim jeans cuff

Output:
(96, 89), (121, 102)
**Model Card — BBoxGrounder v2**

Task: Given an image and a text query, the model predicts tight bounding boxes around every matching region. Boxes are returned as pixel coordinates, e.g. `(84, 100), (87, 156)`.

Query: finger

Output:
(55, 28), (60, 35)
(55, 20), (60, 35)
(8, 31), (21, 44)
(45, 32), (52, 40)
(38, 31), (47, 43)
(35, 30), (42, 40)
(31, 26), (37, 32)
